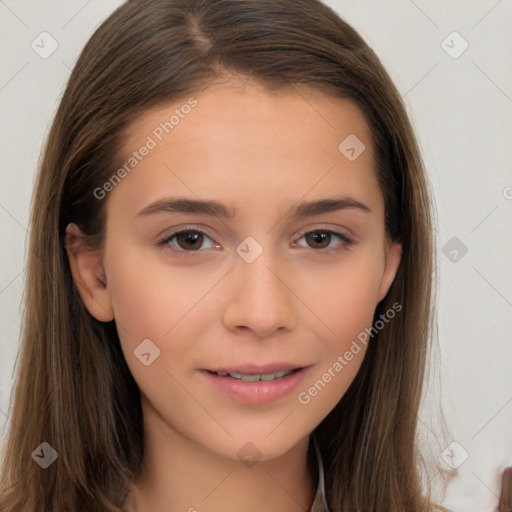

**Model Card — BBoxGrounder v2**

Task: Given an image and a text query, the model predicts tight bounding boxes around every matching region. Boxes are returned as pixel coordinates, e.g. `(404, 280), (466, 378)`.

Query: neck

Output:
(121, 399), (318, 512)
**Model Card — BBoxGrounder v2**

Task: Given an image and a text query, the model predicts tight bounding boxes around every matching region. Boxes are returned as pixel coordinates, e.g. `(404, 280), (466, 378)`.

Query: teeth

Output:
(214, 370), (295, 381)
(240, 374), (260, 382)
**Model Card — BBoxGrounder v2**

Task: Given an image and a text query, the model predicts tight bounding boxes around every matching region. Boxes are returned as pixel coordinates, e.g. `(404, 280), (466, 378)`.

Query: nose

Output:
(222, 247), (298, 338)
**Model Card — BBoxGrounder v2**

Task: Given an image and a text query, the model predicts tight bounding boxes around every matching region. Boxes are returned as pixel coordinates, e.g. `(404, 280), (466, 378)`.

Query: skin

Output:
(66, 75), (402, 512)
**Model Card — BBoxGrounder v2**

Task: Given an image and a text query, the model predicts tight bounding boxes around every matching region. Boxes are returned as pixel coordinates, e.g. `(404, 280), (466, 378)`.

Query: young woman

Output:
(0, 0), (452, 510)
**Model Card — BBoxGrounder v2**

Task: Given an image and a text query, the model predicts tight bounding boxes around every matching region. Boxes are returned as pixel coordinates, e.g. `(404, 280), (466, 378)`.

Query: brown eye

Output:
(158, 227), (221, 257)
(159, 229), (217, 253)
(305, 231), (332, 249)
(294, 229), (355, 252)
(175, 231), (204, 250)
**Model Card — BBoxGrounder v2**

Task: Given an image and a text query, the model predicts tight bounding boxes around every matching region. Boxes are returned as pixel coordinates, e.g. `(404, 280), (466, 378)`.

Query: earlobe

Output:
(64, 223), (114, 322)
(377, 240), (402, 303)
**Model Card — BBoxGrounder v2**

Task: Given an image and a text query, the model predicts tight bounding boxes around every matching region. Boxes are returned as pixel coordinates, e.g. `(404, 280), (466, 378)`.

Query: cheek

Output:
(294, 252), (383, 409)
(102, 242), (230, 403)
(103, 252), (212, 402)
(300, 250), (384, 340)
(104, 241), (220, 339)
(295, 286), (375, 421)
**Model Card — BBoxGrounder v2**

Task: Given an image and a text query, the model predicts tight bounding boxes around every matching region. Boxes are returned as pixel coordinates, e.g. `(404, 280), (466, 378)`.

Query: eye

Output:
(293, 229), (355, 251)
(156, 227), (355, 256)
(157, 228), (220, 253)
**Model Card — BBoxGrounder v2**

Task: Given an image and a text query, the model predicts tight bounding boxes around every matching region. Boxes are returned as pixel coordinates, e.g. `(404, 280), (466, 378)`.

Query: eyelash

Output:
(156, 226), (355, 257)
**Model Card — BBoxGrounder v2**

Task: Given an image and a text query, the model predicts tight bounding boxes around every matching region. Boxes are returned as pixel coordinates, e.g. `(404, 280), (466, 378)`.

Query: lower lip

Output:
(199, 367), (311, 405)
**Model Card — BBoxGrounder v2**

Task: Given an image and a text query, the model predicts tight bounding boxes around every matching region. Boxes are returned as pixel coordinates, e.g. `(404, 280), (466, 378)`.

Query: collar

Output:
(309, 435), (330, 512)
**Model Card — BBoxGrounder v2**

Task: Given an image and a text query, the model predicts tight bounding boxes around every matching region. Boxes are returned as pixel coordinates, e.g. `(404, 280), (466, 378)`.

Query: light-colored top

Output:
(309, 435), (330, 512)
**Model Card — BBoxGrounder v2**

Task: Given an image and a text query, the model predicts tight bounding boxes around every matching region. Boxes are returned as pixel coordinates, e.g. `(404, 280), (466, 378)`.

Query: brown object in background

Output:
(497, 467), (512, 512)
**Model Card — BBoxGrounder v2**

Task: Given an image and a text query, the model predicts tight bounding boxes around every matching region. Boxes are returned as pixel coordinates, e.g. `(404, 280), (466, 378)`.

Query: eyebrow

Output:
(137, 196), (372, 219)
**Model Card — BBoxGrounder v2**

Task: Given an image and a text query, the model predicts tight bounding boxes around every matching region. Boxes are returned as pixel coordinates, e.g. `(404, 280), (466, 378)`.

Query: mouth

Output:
(205, 368), (301, 382)
(199, 364), (311, 405)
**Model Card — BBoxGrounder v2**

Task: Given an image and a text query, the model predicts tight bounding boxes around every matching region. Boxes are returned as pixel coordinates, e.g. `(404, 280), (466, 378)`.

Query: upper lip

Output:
(204, 363), (308, 374)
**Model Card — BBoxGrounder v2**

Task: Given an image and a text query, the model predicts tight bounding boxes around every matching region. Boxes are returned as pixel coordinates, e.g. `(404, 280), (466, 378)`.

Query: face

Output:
(67, 76), (401, 462)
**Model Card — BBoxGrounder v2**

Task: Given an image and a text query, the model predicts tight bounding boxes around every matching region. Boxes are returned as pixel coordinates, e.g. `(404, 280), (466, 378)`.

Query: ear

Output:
(64, 223), (114, 322)
(377, 240), (402, 303)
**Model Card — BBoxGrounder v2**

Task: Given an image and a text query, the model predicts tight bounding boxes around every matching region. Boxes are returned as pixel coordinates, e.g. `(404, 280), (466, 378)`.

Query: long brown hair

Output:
(0, 0), (453, 510)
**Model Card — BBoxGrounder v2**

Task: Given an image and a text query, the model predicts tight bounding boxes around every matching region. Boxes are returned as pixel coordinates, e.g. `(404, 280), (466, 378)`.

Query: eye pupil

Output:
(307, 231), (330, 249)
(177, 231), (203, 250)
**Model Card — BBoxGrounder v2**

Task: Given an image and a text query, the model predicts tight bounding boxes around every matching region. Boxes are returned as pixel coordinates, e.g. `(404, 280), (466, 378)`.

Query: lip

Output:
(198, 365), (312, 405)
(205, 363), (305, 374)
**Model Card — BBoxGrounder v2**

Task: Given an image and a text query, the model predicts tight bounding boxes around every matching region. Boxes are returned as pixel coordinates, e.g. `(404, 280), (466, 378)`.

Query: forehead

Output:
(108, 77), (383, 221)
(124, 77), (373, 156)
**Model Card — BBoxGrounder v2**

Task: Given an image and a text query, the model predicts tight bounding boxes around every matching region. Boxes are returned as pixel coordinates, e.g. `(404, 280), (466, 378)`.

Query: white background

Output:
(0, 1), (511, 511)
